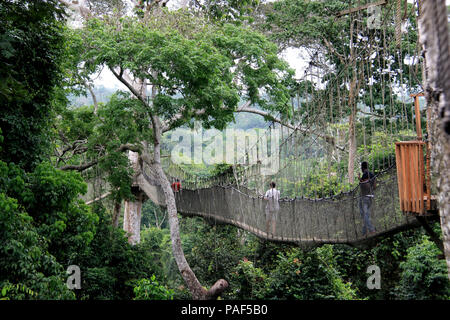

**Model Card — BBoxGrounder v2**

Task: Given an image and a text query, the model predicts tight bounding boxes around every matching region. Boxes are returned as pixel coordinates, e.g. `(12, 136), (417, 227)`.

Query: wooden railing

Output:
(395, 141), (429, 214)
(394, 93), (434, 214)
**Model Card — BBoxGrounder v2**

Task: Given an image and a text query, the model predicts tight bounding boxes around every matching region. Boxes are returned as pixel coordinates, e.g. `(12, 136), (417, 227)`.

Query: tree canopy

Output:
(1, 0), (449, 302)
(0, 0), (66, 170)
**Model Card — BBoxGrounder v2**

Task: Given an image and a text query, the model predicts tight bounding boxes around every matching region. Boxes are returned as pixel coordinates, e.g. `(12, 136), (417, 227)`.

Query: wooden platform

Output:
(394, 93), (439, 216)
(395, 140), (437, 215)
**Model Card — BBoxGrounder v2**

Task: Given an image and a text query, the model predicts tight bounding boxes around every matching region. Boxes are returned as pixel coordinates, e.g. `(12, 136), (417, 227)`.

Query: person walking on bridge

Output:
(264, 182), (280, 236)
(359, 161), (376, 237)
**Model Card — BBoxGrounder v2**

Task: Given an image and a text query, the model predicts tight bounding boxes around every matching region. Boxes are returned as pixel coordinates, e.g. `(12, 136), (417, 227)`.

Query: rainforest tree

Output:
(58, 4), (294, 299)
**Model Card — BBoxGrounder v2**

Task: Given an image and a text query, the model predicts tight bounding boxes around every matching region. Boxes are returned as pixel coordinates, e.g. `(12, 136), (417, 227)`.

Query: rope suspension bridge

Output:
(138, 163), (427, 247)
(84, 0), (440, 248)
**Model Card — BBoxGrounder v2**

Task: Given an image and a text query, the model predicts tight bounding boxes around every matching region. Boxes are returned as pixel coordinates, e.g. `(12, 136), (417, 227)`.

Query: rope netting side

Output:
(149, 165), (415, 246)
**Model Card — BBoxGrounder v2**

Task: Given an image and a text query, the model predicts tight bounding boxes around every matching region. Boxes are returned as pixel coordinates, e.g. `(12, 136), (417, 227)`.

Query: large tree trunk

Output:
(60, 0), (229, 298)
(123, 193), (143, 245)
(112, 201), (121, 228)
(418, 0), (450, 279)
(123, 150), (144, 244)
(149, 116), (228, 300)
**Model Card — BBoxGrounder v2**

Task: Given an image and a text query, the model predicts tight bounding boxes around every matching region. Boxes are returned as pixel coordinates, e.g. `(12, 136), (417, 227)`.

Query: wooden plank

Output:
(400, 146), (409, 211)
(411, 144), (419, 213)
(413, 94), (423, 140)
(410, 93), (425, 97)
(395, 141), (422, 145)
(409, 145), (419, 212)
(415, 144), (421, 213)
(413, 142), (426, 213)
(415, 141), (426, 214)
(416, 143), (427, 213)
(403, 144), (411, 212)
(409, 144), (416, 212)
(395, 141), (428, 214)
(418, 143), (425, 214)
(395, 144), (404, 211)
(338, 0), (387, 17)
(398, 143), (406, 211)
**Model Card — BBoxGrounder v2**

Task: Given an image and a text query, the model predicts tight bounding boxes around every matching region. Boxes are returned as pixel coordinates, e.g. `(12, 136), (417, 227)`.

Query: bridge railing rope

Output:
(140, 162), (419, 247)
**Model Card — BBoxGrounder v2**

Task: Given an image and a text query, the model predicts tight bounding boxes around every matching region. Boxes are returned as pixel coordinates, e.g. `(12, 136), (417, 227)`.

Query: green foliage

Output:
(357, 130), (415, 173)
(396, 236), (450, 300)
(270, 156), (351, 198)
(0, 154), (149, 300)
(74, 206), (156, 300)
(0, 191), (75, 300)
(140, 226), (173, 279)
(183, 220), (251, 280)
(192, 0), (261, 22)
(67, 85), (116, 107)
(56, 92), (151, 202)
(229, 259), (268, 299)
(177, 217), (257, 298)
(297, 167), (349, 198)
(133, 275), (174, 300)
(141, 201), (168, 229)
(68, 10), (294, 132)
(266, 246), (357, 300)
(210, 163), (234, 177)
(22, 162), (97, 263)
(0, 283), (37, 300)
(0, 158), (96, 299)
(0, 0), (66, 170)
(262, 0), (348, 53)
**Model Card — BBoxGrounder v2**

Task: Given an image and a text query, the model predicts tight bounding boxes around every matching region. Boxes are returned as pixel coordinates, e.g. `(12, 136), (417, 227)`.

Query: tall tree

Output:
(59, 7), (294, 299)
(0, 0), (66, 170)
(418, 0), (450, 279)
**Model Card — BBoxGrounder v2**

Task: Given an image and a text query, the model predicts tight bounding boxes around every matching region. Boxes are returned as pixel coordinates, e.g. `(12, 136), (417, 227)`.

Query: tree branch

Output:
(59, 160), (98, 171)
(59, 143), (141, 171)
(161, 107), (207, 133)
(86, 82), (98, 114)
(110, 67), (153, 114)
(161, 101), (252, 133)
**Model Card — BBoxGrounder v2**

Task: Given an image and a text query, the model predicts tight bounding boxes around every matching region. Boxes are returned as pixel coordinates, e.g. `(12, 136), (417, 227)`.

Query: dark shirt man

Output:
(360, 169), (376, 197)
(359, 162), (376, 236)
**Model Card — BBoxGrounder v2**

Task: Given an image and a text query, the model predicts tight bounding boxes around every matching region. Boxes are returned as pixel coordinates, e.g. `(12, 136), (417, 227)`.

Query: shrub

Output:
(133, 275), (174, 300)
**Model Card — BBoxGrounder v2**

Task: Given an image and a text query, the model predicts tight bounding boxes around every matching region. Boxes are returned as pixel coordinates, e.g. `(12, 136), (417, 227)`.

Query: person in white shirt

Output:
(264, 182), (280, 236)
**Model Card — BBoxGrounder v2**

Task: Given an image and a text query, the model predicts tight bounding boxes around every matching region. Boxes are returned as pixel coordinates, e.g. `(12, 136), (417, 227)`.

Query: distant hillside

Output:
(68, 86), (269, 130)
(68, 85), (117, 107)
